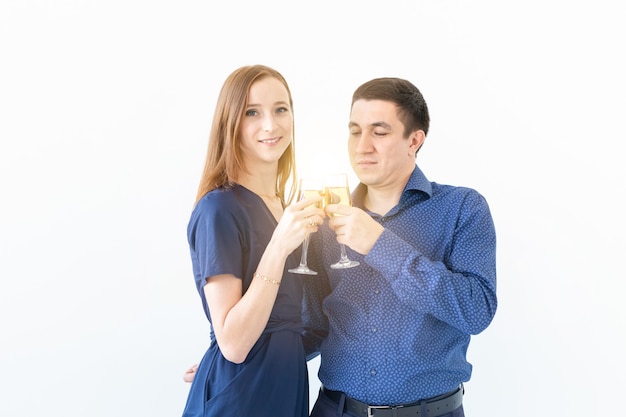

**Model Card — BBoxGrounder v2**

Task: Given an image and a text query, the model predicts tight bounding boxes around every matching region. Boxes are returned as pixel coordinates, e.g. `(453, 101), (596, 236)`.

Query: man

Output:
(305, 77), (497, 417)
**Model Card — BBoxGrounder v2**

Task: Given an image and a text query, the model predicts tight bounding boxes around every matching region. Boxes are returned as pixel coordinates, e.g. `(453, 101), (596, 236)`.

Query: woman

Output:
(182, 65), (324, 417)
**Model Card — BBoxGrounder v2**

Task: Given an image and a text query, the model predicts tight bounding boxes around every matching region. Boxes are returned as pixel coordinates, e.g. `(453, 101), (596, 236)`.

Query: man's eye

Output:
(350, 130), (361, 136)
(373, 131), (387, 137)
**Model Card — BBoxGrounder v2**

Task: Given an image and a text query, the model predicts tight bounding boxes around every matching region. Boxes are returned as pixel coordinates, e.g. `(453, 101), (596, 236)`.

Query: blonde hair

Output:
(195, 65), (297, 204)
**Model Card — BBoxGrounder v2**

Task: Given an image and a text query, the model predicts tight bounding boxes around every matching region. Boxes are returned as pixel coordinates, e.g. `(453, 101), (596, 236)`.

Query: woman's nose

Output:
(262, 114), (277, 132)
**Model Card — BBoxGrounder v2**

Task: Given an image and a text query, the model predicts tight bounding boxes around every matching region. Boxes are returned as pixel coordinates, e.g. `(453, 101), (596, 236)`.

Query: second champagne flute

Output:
(288, 178), (324, 275)
(325, 173), (360, 269)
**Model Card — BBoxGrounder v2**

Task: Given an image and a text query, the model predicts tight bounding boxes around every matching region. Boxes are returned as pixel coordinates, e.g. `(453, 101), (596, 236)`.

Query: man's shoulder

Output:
(429, 182), (491, 211)
(431, 182), (485, 197)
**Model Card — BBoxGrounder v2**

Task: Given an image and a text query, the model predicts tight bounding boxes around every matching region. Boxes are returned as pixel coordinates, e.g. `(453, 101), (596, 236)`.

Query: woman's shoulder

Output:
(193, 187), (238, 216)
(190, 185), (259, 223)
(196, 186), (237, 205)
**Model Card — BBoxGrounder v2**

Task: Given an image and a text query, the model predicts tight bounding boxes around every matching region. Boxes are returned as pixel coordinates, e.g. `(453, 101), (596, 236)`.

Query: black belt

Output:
(321, 385), (463, 417)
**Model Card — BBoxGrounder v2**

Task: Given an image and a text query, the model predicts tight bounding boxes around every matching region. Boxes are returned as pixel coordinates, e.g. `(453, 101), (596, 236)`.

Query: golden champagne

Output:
(301, 189), (325, 209)
(324, 186), (351, 212)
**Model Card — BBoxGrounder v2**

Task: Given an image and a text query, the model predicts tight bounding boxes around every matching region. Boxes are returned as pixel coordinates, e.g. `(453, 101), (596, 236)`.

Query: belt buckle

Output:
(367, 405), (401, 417)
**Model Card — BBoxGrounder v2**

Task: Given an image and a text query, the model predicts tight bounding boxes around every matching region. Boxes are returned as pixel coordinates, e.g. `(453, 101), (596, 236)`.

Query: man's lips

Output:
(356, 159), (376, 165)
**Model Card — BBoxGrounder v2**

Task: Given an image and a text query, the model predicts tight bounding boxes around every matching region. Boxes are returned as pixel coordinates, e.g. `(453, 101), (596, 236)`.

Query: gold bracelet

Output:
(254, 272), (281, 285)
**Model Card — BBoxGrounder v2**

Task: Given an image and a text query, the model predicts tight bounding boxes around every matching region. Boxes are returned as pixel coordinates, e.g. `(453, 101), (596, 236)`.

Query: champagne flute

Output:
(288, 178), (324, 275)
(325, 173), (360, 269)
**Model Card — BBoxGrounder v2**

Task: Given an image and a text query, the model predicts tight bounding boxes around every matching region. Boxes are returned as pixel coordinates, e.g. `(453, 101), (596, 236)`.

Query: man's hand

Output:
(325, 204), (384, 255)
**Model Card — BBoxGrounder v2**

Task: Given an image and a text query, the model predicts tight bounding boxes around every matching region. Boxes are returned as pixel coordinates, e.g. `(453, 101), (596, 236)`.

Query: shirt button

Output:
(371, 327), (377, 333)
(370, 369), (377, 376)
(374, 289), (380, 294)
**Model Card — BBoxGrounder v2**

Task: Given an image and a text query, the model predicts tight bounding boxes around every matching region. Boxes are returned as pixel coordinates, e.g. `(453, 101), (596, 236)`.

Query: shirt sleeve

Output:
(188, 196), (245, 289)
(366, 190), (497, 335)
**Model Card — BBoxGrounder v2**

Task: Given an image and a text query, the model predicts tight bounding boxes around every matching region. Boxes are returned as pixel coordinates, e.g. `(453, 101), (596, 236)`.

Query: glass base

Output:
(330, 260), (360, 269)
(288, 265), (318, 275)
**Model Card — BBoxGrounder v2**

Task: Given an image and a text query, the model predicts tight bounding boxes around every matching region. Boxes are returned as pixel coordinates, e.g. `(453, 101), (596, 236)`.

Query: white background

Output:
(1, 1), (625, 416)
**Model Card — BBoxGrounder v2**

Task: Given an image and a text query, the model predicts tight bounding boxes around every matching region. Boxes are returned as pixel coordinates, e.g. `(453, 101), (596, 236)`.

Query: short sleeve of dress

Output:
(187, 191), (247, 292)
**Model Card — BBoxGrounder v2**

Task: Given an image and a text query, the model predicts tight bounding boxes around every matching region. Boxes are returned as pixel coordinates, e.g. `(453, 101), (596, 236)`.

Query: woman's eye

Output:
(245, 109), (258, 117)
(276, 106), (289, 114)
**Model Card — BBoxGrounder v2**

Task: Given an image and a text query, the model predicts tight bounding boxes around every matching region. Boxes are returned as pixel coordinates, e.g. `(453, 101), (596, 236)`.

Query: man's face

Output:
(348, 99), (422, 191)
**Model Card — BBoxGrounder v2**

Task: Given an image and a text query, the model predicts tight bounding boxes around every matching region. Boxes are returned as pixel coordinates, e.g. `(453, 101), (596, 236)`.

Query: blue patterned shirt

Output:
(303, 165), (497, 405)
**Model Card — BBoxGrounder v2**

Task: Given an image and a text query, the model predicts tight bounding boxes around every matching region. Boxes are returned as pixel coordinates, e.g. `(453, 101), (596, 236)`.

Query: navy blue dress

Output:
(182, 185), (309, 417)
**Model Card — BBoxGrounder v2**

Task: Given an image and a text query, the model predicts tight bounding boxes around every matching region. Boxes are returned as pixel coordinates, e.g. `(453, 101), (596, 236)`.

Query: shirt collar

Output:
(352, 165), (432, 210)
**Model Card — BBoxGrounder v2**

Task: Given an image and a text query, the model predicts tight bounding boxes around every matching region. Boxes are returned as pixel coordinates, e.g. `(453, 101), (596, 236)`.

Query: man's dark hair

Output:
(352, 77), (430, 138)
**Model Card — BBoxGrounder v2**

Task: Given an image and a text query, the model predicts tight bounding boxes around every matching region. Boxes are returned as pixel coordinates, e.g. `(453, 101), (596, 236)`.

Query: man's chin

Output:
(354, 170), (377, 185)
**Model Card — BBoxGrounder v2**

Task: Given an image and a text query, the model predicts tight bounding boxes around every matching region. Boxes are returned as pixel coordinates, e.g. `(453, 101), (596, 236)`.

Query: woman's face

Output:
(239, 76), (293, 169)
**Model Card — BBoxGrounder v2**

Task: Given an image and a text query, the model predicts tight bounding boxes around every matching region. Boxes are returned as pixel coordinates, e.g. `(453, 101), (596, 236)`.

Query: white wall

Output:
(1, 1), (624, 416)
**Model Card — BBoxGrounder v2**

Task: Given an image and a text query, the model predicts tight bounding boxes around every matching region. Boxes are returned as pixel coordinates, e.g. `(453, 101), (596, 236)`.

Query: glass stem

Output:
(339, 244), (349, 263)
(299, 234), (311, 267)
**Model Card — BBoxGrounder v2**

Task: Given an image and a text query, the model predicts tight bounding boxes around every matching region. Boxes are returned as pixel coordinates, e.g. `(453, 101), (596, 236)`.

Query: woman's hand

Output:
(183, 363), (198, 383)
(271, 195), (325, 256)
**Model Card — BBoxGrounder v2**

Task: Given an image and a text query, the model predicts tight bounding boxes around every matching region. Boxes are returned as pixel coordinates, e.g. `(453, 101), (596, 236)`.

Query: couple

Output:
(180, 65), (497, 417)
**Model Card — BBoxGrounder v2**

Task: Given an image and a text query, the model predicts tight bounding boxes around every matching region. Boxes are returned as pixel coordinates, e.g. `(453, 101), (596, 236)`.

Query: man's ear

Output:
(409, 130), (426, 156)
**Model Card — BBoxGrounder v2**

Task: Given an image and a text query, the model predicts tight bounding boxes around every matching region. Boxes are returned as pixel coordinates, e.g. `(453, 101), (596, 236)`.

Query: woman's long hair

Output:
(195, 65), (297, 205)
